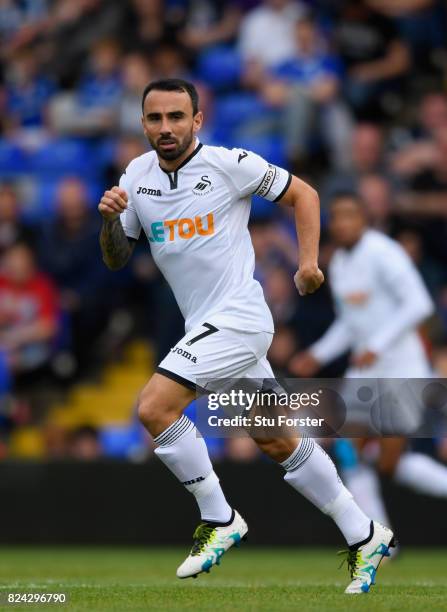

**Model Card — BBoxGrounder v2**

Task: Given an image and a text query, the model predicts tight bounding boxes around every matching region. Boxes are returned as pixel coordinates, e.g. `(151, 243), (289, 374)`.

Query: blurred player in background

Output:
(98, 79), (395, 594)
(291, 192), (447, 530)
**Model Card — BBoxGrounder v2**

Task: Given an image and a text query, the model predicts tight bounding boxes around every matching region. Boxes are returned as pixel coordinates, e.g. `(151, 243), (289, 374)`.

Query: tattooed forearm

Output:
(100, 218), (134, 270)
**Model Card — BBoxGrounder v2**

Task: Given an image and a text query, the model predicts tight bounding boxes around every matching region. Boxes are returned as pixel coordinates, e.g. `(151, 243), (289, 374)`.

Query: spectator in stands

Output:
(250, 219), (297, 286)
(392, 94), (447, 188)
(0, 184), (35, 256)
(258, 14), (352, 171)
(0, 0), (49, 57)
(396, 228), (446, 298)
(178, 0), (241, 52)
(121, 0), (171, 54)
(69, 425), (102, 460)
(322, 123), (387, 207)
(4, 47), (56, 135)
(419, 92), (447, 138)
(367, 0), (447, 72)
(44, 0), (123, 84)
(391, 92), (447, 156)
(38, 177), (110, 369)
(390, 92), (447, 216)
(78, 38), (121, 110)
(50, 38), (122, 135)
(349, 124), (386, 174)
(358, 174), (394, 233)
(0, 0), (26, 45)
(267, 323), (298, 375)
(152, 44), (191, 81)
(0, 242), (58, 375)
(239, 0), (306, 75)
(263, 265), (299, 325)
(393, 126), (447, 216)
(118, 53), (153, 135)
(106, 135), (148, 186)
(334, 0), (410, 118)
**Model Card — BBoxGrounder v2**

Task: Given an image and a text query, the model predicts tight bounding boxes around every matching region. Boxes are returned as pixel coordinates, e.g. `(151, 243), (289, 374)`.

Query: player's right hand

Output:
(98, 186), (128, 220)
(294, 266), (325, 296)
(289, 351), (321, 377)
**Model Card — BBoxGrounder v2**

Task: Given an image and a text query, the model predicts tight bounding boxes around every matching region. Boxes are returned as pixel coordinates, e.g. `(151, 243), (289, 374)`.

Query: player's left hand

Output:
(294, 266), (324, 296)
(352, 350), (378, 368)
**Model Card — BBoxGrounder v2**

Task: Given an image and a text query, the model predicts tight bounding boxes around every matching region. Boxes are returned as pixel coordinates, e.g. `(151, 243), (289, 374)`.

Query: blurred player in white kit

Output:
(292, 192), (447, 530)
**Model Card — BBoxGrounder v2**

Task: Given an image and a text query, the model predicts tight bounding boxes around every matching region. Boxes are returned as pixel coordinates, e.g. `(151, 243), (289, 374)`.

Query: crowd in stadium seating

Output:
(0, 0), (447, 459)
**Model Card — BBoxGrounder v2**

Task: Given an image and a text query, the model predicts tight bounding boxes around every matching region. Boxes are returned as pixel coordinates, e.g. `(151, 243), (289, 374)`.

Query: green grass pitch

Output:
(0, 547), (446, 611)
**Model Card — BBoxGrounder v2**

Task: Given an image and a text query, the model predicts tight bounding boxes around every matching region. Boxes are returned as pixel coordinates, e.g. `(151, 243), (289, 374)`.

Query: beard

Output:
(150, 129), (194, 161)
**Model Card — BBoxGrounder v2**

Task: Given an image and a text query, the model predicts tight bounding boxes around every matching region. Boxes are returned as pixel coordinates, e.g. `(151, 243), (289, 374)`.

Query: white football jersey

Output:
(119, 140), (291, 334)
(311, 229), (434, 376)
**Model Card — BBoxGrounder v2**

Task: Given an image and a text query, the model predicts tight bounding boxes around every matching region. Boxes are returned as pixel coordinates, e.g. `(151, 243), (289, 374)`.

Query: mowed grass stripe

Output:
(0, 548), (446, 611)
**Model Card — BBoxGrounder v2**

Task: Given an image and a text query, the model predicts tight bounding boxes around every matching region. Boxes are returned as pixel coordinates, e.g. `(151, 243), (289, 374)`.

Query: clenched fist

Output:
(98, 186), (128, 220)
(294, 265), (324, 296)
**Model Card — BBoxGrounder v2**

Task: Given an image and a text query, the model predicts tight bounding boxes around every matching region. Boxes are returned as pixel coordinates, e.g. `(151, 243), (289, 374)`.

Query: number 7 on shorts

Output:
(186, 323), (219, 346)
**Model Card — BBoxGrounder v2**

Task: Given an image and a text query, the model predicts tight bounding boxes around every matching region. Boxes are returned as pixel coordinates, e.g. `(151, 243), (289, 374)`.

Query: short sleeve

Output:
(119, 170), (141, 240)
(220, 148), (292, 202)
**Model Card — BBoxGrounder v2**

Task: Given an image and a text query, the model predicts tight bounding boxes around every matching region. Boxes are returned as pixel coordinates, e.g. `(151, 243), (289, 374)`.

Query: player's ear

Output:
(193, 111), (203, 135)
(141, 115), (147, 134)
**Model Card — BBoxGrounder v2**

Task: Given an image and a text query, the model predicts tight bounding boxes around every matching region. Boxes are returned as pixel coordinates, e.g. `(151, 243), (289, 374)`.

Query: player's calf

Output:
(254, 436), (301, 463)
(137, 372), (194, 437)
(139, 371), (235, 574)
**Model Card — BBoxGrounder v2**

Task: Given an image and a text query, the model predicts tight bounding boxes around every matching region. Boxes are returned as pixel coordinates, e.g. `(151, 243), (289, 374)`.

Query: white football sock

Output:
(154, 415), (232, 523)
(283, 438), (371, 546)
(342, 464), (392, 527)
(394, 452), (447, 497)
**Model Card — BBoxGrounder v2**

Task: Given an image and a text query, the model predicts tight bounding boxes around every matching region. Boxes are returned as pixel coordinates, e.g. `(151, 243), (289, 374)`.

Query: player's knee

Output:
(137, 383), (176, 430)
(137, 380), (184, 432)
(137, 387), (160, 429)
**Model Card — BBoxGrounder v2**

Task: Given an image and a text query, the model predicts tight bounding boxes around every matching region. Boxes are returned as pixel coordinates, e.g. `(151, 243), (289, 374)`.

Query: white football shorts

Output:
(157, 319), (275, 393)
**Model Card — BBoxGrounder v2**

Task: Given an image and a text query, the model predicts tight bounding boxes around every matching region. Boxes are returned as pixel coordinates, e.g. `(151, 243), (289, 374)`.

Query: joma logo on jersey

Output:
(148, 213), (214, 243)
(170, 346), (198, 363)
(137, 186), (162, 196)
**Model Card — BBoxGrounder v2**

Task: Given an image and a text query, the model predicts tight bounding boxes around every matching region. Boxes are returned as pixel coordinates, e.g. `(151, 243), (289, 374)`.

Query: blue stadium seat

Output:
(100, 422), (147, 459)
(0, 351), (11, 393)
(25, 178), (104, 221)
(30, 138), (100, 178)
(250, 195), (278, 221)
(230, 135), (287, 168)
(0, 139), (29, 176)
(0, 350), (11, 430)
(196, 46), (242, 91)
(212, 93), (272, 141)
(92, 138), (117, 169)
(52, 310), (72, 353)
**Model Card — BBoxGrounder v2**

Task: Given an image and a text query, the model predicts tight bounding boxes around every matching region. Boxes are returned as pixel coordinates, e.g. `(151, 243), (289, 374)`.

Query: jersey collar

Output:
(159, 140), (203, 173)
(159, 140), (203, 190)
